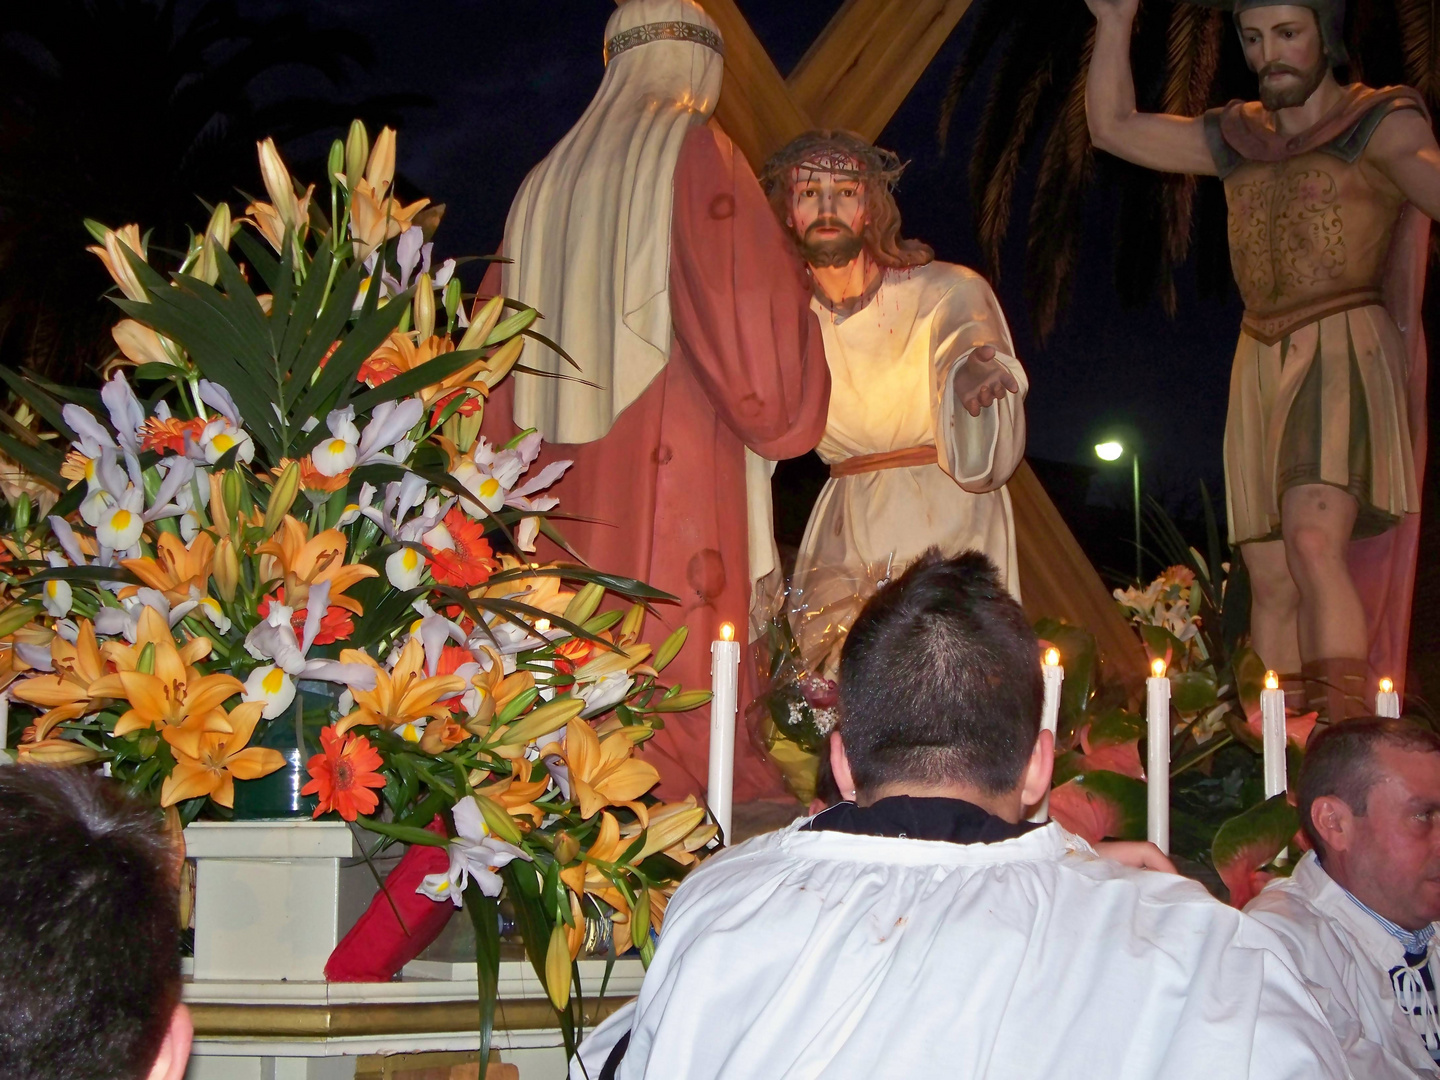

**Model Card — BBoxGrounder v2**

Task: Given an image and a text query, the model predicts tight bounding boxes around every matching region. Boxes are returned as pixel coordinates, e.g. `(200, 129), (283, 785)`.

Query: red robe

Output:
(481, 124), (830, 802)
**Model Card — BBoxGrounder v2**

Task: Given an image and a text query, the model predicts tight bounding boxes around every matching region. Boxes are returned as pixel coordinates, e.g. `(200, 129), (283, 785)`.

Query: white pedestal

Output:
(185, 821), (379, 983)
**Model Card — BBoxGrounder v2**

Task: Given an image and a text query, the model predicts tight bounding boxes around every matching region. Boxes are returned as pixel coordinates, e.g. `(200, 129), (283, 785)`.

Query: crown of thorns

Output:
(760, 131), (908, 196)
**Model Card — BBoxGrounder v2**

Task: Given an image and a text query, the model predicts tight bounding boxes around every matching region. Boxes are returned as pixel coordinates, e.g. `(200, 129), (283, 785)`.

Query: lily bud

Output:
(327, 139), (345, 189)
(344, 120), (369, 188)
(478, 336), (524, 389)
(458, 295), (504, 351)
(195, 202), (232, 285)
(213, 536), (239, 602)
(552, 831), (579, 865)
(13, 493), (31, 534)
(221, 469), (243, 527)
(20, 740), (102, 766)
(0, 602), (39, 638)
(413, 272), (435, 339)
(652, 625), (688, 673)
(472, 793), (524, 846)
(650, 688), (713, 713)
(563, 582), (605, 627)
(257, 138), (299, 230)
(545, 921), (572, 1011)
(366, 127), (398, 196)
(631, 887), (652, 952)
(443, 277), (462, 329)
(137, 642), (156, 676)
(263, 462), (301, 537)
(618, 602), (645, 645)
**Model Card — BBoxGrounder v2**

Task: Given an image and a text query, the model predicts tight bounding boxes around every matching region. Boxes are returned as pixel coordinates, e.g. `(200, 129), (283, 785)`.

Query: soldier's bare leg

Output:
(1280, 483), (1365, 661)
(1242, 538), (1301, 674)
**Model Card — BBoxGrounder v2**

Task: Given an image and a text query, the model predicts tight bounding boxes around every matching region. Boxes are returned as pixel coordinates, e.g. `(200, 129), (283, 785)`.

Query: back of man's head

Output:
(0, 766), (184, 1080)
(837, 549), (1041, 797)
(1298, 716), (1440, 857)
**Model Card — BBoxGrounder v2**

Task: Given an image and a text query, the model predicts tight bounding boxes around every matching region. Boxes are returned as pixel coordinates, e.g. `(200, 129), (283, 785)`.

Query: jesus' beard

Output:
(799, 216), (865, 269)
(1256, 58), (1327, 111)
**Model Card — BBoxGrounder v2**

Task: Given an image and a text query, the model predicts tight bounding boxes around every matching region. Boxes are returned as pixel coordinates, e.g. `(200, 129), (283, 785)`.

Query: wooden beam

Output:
(787, 0), (977, 140)
(1010, 462), (1149, 695)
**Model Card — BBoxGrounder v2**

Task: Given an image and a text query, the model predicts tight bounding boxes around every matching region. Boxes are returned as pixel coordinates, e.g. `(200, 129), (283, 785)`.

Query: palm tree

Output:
(940, 0), (1430, 339)
(0, 0), (428, 383)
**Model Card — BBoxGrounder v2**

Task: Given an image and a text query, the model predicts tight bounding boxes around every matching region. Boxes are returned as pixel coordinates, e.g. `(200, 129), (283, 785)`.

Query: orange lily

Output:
(99, 606), (210, 676)
(335, 637), (466, 735)
(17, 738), (104, 766)
(358, 332), (499, 408)
(619, 795), (714, 866)
(160, 701), (285, 808)
(89, 608), (238, 737)
(481, 558), (576, 616)
(540, 719), (658, 822)
(11, 620), (112, 740)
(475, 758), (552, 827)
(120, 533), (216, 606)
(256, 515), (378, 615)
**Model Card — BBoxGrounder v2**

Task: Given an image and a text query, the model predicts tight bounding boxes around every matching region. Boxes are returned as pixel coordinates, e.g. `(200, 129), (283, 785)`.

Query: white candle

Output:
(708, 622), (740, 844)
(1030, 648), (1064, 823)
(1376, 677), (1401, 719)
(1261, 670), (1287, 799)
(1147, 658), (1171, 854)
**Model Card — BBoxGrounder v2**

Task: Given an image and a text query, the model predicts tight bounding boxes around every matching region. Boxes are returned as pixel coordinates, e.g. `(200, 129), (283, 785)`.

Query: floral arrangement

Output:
(0, 122), (715, 1055)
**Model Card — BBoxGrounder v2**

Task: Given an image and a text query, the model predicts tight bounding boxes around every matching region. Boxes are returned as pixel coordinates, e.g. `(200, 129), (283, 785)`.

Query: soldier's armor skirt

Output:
(1225, 300), (1419, 544)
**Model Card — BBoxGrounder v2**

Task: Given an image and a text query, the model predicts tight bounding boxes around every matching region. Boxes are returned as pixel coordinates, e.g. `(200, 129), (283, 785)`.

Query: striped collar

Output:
(1343, 888), (1438, 957)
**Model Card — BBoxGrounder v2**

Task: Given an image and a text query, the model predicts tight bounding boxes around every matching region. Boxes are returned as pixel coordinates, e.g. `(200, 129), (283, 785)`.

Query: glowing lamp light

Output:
(719, 622), (735, 642)
(1043, 647), (1060, 667)
(1380, 677), (1395, 694)
(1095, 441), (1124, 462)
(1151, 658), (1167, 679)
(1264, 670), (1280, 691)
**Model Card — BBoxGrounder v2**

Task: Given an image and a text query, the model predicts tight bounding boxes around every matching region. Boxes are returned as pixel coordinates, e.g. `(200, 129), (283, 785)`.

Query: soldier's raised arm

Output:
(1084, 0), (1218, 176)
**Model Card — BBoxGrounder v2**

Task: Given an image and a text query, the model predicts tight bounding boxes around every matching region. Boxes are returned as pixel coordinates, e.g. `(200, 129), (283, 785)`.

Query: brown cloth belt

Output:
(830, 445), (939, 478)
(1242, 288), (1385, 346)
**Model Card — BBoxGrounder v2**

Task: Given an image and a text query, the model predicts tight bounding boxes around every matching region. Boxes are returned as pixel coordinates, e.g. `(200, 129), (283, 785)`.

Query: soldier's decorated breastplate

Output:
(1224, 149), (1401, 330)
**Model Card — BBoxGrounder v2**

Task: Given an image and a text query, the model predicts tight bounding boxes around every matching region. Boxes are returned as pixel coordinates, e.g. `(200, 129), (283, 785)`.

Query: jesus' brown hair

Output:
(760, 130), (933, 270)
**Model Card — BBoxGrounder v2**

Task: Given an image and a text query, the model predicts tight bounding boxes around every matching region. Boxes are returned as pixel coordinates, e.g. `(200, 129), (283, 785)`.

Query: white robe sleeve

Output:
(931, 273), (1027, 494)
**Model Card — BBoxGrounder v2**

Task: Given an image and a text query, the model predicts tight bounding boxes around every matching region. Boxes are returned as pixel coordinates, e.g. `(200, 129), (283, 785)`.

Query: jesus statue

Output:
(760, 131), (1029, 676)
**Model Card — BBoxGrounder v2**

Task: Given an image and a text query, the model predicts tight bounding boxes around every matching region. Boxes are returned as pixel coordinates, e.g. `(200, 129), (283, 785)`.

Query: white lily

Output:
(578, 672), (634, 719)
(417, 796), (531, 907)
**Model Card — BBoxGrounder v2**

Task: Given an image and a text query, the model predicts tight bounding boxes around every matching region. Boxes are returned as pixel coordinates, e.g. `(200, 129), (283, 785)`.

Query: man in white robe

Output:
(573, 551), (1349, 1079)
(1246, 717), (1440, 1076)
(758, 132), (1027, 676)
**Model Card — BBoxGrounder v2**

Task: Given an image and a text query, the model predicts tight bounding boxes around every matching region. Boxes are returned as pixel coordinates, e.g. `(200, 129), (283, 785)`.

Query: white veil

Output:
(501, 0), (724, 443)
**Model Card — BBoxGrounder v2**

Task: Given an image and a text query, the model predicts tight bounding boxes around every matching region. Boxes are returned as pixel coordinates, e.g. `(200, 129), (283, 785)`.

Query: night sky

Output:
(248, 0), (1242, 527)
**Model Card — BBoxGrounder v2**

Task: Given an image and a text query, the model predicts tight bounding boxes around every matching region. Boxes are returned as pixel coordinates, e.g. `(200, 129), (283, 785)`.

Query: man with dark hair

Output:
(573, 551), (1348, 1079)
(0, 766), (192, 1080)
(759, 132), (1027, 684)
(1247, 717), (1440, 1076)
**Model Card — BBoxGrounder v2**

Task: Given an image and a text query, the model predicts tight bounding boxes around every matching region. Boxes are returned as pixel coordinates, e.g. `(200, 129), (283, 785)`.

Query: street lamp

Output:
(1094, 440), (1142, 584)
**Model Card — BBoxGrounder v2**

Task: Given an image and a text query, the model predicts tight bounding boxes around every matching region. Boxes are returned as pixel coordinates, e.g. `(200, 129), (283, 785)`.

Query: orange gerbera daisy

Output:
(301, 725), (387, 821)
(140, 416), (207, 456)
(429, 389), (484, 428)
(428, 508), (497, 590)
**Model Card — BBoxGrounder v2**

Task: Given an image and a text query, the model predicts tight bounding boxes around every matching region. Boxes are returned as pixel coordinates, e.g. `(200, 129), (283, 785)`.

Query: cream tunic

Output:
(789, 262), (1027, 670)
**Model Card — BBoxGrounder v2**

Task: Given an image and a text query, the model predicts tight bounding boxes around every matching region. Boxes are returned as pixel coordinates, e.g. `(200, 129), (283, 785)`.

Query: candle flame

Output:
(534, 618), (550, 634)
(1264, 671), (1279, 691)
(719, 622), (735, 642)
(1380, 677), (1394, 694)
(1151, 658), (1167, 679)
(1043, 647), (1060, 667)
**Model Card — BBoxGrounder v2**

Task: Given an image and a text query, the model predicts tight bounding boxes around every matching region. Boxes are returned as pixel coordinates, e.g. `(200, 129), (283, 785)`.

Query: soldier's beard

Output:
(1257, 57), (1327, 111)
(799, 216), (864, 269)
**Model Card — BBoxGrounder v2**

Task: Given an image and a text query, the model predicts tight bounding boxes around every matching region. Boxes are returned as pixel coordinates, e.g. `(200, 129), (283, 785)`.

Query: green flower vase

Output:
(230, 679), (344, 820)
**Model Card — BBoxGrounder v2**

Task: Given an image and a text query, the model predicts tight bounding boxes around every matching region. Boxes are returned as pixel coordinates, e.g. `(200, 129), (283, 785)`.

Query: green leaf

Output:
(353, 816), (449, 848)
(0, 432), (65, 490)
(1050, 770), (1148, 841)
(1212, 795), (1299, 907)
(343, 346), (489, 418)
(285, 250), (360, 407)
(294, 280), (412, 423)
(1170, 671), (1219, 714)
(1086, 707), (1145, 747)
(230, 228), (282, 294)
(465, 889), (502, 1070)
(0, 367), (75, 441)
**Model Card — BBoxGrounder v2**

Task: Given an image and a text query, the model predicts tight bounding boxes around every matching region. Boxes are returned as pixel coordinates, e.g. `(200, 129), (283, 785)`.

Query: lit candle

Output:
(708, 622), (740, 844)
(1147, 658), (1171, 854)
(1376, 677), (1400, 719)
(1261, 670), (1287, 799)
(1030, 648), (1064, 823)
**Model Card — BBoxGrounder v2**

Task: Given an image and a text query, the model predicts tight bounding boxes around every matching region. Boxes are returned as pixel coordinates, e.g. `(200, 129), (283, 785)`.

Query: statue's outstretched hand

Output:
(955, 345), (1022, 418)
(1083, 0), (1140, 22)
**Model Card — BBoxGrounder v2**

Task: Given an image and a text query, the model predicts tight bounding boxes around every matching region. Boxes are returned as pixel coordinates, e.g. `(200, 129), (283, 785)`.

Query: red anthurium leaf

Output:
(1212, 795), (1299, 908)
(1048, 771), (1148, 843)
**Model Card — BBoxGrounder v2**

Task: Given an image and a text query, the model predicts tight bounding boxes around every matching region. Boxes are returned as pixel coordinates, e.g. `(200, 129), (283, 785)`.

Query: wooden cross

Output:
(617, 0), (1150, 691)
